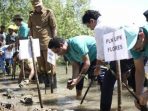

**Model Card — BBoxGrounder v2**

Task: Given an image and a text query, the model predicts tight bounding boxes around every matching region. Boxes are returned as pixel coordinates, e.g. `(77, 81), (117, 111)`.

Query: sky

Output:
(90, 0), (148, 26)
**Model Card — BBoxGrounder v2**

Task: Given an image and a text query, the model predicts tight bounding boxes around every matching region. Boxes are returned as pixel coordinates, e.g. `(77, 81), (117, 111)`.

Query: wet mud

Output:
(0, 65), (141, 111)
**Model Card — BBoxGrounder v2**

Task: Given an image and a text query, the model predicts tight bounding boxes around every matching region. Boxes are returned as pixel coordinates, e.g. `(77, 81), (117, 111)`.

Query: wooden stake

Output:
(29, 36), (43, 108)
(50, 65), (54, 93)
(66, 61), (68, 74)
(116, 60), (122, 111)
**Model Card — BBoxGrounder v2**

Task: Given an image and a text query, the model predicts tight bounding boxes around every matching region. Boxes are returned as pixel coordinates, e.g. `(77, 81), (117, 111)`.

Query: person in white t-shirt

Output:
(82, 10), (148, 111)
(82, 10), (120, 111)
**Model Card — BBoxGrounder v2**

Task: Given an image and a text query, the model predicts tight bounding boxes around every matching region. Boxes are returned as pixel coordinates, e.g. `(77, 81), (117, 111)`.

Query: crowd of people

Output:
(49, 9), (148, 111)
(0, 0), (147, 110)
(81, 9), (148, 111)
(0, 0), (57, 88)
(0, 25), (17, 77)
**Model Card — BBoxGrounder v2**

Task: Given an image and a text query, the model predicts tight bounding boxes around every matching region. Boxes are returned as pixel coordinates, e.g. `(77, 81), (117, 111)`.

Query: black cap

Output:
(143, 10), (148, 21)
(12, 14), (23, 22)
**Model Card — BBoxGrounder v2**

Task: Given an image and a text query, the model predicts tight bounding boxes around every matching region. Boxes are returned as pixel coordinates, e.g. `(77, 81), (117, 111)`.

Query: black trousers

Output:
(100, 58), (135, 111)
(76, 60), (105, 91)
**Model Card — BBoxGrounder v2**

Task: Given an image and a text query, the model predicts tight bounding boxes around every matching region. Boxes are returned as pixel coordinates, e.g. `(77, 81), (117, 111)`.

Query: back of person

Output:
(66, 35), (96, 63)
(12, 14), (29, 40)
(6, 34), (16, 45)
(6, 25), (18, 45)
(0, 47), (6, 74)
(18, 22), (29, 40)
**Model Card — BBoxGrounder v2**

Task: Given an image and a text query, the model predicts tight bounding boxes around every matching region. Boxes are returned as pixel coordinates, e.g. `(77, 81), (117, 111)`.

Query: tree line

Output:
(0, 0), (92, 38)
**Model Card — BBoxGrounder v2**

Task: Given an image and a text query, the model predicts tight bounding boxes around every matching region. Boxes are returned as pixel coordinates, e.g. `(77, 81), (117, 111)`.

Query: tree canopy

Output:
(0, 0), (92, 38)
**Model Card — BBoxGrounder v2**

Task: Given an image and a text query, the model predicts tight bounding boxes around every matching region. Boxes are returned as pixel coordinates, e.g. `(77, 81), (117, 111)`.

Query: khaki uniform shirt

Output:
(28, 8), (57, 50)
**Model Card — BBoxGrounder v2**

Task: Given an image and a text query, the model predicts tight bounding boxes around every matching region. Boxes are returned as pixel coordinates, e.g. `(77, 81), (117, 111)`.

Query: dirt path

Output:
(0, 65), (140, 111)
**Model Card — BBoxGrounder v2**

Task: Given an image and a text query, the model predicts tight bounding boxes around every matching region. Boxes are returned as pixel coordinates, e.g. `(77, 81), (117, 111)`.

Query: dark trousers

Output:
(76, 60), (96, 90)
(76, 60), (105, 91)
(100, 69), (116, 111)
(75, 60), (96, 91)
(5, 59), (12, 75)
(100, 59), (135, 111)
(76, 78), (84, 91)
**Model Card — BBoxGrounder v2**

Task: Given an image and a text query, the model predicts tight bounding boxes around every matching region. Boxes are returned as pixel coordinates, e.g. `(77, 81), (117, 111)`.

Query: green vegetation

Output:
(0, 0), (92, 38)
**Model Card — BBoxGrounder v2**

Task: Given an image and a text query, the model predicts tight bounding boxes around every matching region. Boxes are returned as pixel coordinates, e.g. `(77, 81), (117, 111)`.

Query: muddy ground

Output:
(0, 65), (144, 111)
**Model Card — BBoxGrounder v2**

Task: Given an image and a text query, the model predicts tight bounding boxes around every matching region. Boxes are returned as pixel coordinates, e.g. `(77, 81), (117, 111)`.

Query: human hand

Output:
(94, 67), (100, 76)
(134, 92), (148, 110)
(134, 99), (141, 110)
(139, 91), (148, 106)
(67, 78), (78, 90)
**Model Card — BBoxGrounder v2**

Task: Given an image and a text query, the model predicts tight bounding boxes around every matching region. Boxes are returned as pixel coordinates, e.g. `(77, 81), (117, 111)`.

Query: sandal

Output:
(20, 95), (33, 104)
(19, 79), (30, 88)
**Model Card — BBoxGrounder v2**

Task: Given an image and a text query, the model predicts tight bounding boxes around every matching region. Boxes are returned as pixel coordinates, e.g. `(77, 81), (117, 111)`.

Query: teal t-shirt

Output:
(130, 23), (148, 59)
(18, 22), (30, 39)
(65, 35), (96, 63)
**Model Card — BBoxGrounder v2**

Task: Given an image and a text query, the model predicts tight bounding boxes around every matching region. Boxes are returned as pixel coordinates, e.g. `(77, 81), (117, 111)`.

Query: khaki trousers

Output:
(37, 50), (51, 74)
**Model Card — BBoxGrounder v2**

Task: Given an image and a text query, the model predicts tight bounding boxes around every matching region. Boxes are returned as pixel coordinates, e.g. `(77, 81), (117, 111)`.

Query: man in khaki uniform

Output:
(28, 0), (57, 87)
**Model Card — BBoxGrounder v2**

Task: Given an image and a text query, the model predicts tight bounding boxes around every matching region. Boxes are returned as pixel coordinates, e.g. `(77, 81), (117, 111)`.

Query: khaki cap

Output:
(31, 0), (43, 7)
(8, 25), (18, 30)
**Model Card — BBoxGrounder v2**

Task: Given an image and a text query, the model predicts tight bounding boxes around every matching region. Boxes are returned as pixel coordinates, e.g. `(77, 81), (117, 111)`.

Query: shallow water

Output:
(0, 65), (142, 111)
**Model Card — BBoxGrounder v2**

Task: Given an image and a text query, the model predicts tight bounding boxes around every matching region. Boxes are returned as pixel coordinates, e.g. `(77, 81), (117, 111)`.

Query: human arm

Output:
(48, 9), (57, 38)
(28, 61), (35, 81)
(94, 59), (105, 76)
(130, 47), (147, 108)
(133, 58), (148, 110)
(72, 61), (80, 79)
(79, 54), (90, 74)
(67, 61), (79, 90)
(28, 16), (33, 37)
(67, 54), (90, 90)
(94, 27), (105, 76)
(134, 58), (145, 97)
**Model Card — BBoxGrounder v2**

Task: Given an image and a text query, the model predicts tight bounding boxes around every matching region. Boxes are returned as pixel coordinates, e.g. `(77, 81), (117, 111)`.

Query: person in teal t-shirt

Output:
(12, 14), (29, 40)
(48, 35), (99, 98)
(125, 21), (148, 109)
(136, 9), (148, 108)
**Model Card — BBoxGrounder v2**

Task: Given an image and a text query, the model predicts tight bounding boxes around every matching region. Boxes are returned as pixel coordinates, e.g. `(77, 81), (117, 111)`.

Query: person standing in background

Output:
(0, 25), (6, 38)
(12, 14), (29, 40)
(28, 0), (57, 87)
(0, 25), (6, 46)
(12, 14), (30, 49)
(6, 25), (17, 45)
(12, 14), (30, 82)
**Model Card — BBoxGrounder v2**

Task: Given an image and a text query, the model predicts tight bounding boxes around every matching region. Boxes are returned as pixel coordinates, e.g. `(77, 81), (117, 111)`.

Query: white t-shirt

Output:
(94, 17), (119, 60)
